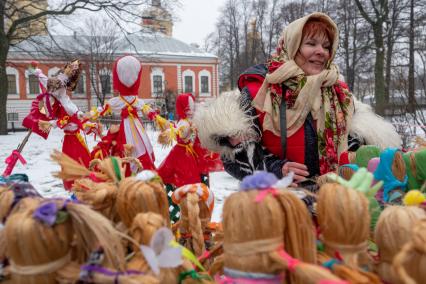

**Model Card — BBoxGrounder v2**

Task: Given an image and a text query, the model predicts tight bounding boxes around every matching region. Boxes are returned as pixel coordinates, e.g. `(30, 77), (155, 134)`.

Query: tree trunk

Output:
(373, 26), (386, 115)
(408, 0), (415, 112)
(0, 36), (9, 135)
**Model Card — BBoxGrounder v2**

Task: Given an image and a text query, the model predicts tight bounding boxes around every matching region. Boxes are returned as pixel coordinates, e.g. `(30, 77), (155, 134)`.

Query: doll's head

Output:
(317, 183), (370, 268)
(374, 206), (426, 283)
(117, 173), (170, 228)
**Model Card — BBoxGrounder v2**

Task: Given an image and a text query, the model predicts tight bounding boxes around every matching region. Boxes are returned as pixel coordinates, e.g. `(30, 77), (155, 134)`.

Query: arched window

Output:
(151, 67), (164, 97)
(198, 69), (211, 97)
(6, 67), (19, 98)
(182, 69), (195, 94)
(25, 69), (40, 98)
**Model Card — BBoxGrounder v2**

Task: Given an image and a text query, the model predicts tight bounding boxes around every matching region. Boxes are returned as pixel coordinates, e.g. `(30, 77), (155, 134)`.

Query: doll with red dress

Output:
(91, 55), (167, 171)
(157, 93), (222, 222)
(22, 60), (92, 190)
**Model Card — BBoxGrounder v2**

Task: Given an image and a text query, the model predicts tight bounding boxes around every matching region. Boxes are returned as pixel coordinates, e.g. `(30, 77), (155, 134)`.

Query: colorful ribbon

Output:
(255, 188), (279, 203)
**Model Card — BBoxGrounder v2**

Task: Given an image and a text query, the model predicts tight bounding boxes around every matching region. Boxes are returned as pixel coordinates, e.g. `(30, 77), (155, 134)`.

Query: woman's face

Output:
(294, 33), (331, 75)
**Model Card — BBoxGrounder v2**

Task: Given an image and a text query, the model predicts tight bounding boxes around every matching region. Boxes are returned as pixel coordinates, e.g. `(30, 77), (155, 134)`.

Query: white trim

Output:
(150, 67), (164, 98)
(6, 67), (19, 99)
(198, 69), (211, 97)
(25, 70), (39, 99)
(73, 71), (86, 98)
(177, 64), (182, 93)
(182, 69), (195, 94)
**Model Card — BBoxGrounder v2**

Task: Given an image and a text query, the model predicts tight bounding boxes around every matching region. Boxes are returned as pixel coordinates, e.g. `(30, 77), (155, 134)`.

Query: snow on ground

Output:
(0, 126), (239, 222)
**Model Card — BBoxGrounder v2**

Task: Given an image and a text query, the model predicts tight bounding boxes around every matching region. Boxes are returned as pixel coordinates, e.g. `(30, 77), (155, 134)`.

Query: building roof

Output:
(8, 31), (217, 62)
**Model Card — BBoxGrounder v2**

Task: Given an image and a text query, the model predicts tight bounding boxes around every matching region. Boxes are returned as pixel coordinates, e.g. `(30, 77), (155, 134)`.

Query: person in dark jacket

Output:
(196, 13), (353, 185)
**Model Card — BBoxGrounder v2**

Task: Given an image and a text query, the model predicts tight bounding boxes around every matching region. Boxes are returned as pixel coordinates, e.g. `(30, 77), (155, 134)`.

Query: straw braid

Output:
(186, 193), (206, 257)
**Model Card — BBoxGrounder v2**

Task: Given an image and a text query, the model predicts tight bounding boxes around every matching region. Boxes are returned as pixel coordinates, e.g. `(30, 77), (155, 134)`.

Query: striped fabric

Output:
(172, 183), (214, 212)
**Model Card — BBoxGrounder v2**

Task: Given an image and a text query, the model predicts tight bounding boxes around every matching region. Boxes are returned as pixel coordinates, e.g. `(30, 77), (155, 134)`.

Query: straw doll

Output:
(51, 151), (130, 222)
(403, 148), (426, 191)
(3, 198), (126, 284)
(374, 148), (408, 204)
(374, 206), (426, 283)
(393, 219), (426, 284)
(171, 183), (215, 257)
(116, 172), (170, 229)
(219, 171), (343, 284)
(316, 181), (371, 268)
(127, 212), (212, 283)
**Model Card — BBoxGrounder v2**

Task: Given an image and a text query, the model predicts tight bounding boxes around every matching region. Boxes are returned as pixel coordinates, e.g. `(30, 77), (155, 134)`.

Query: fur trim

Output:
(350, 98), (402, 149)
(193, 91), (259, 159)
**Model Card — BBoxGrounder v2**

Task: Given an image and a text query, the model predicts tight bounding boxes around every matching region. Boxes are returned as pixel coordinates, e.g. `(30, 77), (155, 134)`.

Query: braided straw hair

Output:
(4, 198), (126, 284)
(116, 177), (170, 228)
(375, 206), (425, 283)
(317, 183), (370, 268)
(222, 190), (340, 284)
(393, 219), (426, 284)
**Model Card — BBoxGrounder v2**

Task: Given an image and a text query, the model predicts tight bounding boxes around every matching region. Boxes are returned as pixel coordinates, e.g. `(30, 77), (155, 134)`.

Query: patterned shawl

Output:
(252, 12), (354, 174)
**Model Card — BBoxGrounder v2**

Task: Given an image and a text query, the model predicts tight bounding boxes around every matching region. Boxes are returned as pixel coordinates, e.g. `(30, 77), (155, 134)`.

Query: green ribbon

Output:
(178, 270), (211, 284)
(111, 157), (122, 181)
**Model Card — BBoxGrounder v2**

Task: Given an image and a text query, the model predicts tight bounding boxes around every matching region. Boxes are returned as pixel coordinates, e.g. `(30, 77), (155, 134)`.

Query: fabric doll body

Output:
(22, 64), (91, 190)
(91, 56), (166, 170)
(104, 95), (156, 169)
(157, 117), (202, 187)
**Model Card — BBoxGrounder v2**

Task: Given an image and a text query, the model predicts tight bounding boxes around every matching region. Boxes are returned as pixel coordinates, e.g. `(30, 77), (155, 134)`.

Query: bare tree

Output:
(74, 18), (120, 106)
(0, 0), (179, 135)
(353, 0), (389, 115)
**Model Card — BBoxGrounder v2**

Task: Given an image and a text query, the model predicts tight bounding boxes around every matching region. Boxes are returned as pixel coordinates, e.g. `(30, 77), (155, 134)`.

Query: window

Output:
(151, 67), (164, 97)
(74, 72), (86, 96)
(100, 74), (111, 94)
(7, 75), (17, 94)
(184, 76), (193, 93)
(201, 76), (209, 93)
(153, 75), (163, 95)
(29, 75), (39, 95)
(198, 69), (211, 96)
(182, 69), (195, 94)
(7, 67), (19, 98)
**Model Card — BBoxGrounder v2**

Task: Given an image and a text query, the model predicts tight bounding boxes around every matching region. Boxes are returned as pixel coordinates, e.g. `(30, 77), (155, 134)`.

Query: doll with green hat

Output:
(354, 145), (381, 168)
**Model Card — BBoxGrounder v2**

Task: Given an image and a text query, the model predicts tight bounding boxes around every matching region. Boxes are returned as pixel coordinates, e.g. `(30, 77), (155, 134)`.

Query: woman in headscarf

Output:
(196, 12), (355, 186)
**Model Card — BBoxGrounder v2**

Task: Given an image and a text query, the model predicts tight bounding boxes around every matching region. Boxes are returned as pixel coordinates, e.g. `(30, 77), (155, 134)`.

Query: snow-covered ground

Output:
(0, 126), (239, 221)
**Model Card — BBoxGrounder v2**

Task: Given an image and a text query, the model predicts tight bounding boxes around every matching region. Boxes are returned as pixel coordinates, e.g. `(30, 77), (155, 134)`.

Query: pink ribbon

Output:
(255, 188), (279, 203)
(5, 150), (26, 166)
(277, 247), (300, 272)
(88, 172), (104, 183)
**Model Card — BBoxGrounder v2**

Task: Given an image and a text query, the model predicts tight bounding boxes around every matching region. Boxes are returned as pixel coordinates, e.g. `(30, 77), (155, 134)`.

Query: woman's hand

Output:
(282, 162), (309, 185)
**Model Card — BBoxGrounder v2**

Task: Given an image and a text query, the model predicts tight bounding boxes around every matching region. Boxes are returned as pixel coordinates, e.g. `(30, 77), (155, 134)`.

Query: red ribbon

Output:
(277, 247), (300, 272)
(5, 150), (27, 166)
(255, 188), (279, 203)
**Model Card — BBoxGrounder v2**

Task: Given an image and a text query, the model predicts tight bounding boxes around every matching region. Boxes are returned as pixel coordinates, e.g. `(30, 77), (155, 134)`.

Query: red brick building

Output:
(6, 33), (219, 129)
(5, 1), (219, 129)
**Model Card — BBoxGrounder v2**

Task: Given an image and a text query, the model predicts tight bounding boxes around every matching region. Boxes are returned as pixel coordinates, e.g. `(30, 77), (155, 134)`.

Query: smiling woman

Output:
(195, 12), (356, 188)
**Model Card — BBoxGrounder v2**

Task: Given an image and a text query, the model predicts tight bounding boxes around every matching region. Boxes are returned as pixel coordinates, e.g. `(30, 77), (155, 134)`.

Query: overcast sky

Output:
(173, 0), (227, 47)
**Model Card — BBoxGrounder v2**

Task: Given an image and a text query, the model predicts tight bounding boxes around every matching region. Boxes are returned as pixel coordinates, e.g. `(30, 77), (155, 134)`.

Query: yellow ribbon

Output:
(170, 240), (205, 271)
